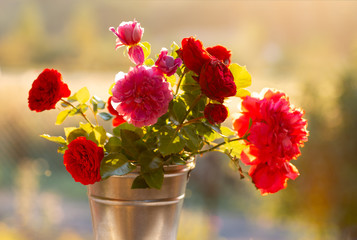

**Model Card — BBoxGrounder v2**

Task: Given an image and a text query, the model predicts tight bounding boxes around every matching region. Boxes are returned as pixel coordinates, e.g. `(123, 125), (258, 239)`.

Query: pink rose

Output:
(155, 48), (182, 76)
(109, 20), (144, 48)
(111, 66), (173, 127)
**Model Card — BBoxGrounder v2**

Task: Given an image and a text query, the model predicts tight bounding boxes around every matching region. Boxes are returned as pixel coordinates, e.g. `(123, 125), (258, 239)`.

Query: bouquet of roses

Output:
(28, 20), (308, 195)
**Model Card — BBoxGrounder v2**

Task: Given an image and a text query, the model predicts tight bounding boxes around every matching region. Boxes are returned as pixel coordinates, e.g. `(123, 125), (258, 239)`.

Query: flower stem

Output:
(190, 137), (244, 157)
(61, 99), (95, 128)
(175, 67), (188, 96)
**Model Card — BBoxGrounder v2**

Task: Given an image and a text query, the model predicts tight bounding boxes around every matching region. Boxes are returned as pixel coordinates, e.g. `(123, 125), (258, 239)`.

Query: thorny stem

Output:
(87, 104), (99, 126)
(61, 99), (95, 128)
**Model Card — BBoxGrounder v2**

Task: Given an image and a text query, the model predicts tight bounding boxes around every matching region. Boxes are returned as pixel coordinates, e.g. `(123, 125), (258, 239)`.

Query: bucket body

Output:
(87, 165), (191, 240)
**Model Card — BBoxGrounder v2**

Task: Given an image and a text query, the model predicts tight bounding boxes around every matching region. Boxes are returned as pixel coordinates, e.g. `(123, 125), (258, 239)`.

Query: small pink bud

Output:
(109, 20), (144, 47)
(155, 48), (182, 76)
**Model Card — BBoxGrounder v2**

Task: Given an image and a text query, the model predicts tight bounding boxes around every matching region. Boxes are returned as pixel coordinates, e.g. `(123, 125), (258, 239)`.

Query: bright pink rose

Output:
(155, 48), (182, 76)
(109, 20), (144, 48)
(206, 45), (231, 65)
(204, 103), (228, 124)
(111, 66), (173, 127)
(249, 162), (299, 195)
(199, 59), (236, 103)
(128, 45), (145, 65)
(232, 88), (308, 194)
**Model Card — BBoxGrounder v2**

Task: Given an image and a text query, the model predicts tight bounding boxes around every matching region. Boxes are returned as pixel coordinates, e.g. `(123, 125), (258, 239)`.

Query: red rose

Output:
(28, 68), (71, 112)
(107, 96), (125, 127)
(63, 137), (104, 185)
(177, 37), (211, 74)
(204, 103), (228, 124)
(199, 60), (236, 103)
(206, 45), (231, 65)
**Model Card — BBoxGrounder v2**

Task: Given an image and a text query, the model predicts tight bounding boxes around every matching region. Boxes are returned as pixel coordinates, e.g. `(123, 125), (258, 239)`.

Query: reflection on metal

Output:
(87, 164), (193, 240)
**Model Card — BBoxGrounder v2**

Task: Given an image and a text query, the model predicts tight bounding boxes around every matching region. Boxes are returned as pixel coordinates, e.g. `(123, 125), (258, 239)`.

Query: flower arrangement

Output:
(28, 20), (308, 195)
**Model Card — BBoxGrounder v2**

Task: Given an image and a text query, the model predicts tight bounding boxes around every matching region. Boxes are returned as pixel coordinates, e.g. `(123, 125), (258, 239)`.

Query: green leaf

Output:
(79, 122), (93, 133)
(166, 74), (177, 88)
(181, 71), (200, 93)
(67, 104), (88, 116)
(170, 41), (180, 58)
(169, 97), (187, 124)
(113, 123), (143, 137)
(40, 134), (67, 145)
(222, 140), (246, 158)
(229, 63), (252, 89)
(120, 129), (147, 159)
(55, 110), (71, 125)
(57, 145), (68, 154)
(139, 151), (163, 171)
(89, 126), (107, 146)
(100, 153), (136, 179)
(221, 127), (236, 137)
(93, 96), (105, 109)
(142, 167), (164, 189)
(131, 175), (149, 189)
(144, 58), (155, 66)
(67, 128), (87, 143)
(64, 127), (76, 138)
(236, 88), (251, 98)
(204, 130), (221, 142)
(98, 112), (113, 121)
(182, 125), (202, 151)
(158, 126), (186, 156)
(105, 137), (122, 152)
(140, 42), (151, 59)
(168, 155), (187, 165)
(108, 82), (116, 96)
(76, 87), (90, 104)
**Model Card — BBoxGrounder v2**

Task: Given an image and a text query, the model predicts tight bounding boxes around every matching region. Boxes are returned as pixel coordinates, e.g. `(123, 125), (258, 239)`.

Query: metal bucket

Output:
(87, 164), (193, 240)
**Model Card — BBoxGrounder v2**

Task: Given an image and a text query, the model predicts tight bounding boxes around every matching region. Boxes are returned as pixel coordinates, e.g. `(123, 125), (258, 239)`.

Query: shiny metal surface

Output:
(87, 164), (192, 240)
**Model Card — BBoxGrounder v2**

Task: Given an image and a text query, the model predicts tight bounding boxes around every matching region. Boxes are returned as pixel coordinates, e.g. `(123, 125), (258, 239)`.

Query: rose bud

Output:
(204, 103), (229, 124)
(155, 48), (182, 76)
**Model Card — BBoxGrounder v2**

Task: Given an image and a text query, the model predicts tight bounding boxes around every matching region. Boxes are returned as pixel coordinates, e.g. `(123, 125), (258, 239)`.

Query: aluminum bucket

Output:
(87, 164), (192, 240)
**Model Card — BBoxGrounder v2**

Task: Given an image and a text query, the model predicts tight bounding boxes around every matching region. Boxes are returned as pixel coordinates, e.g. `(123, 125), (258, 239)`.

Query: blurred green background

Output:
(1, 0), (357, 239)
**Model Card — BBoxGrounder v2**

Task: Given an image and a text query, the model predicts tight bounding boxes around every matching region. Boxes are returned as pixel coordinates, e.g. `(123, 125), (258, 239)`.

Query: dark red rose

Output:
(206, 45), (231, 65)
(199, 60), (236, 103)
(63, 137), (104, 185)
(177, 37), (211, 74)
(204, 103), (228, 124)
(107, 96), (126, 127)
(28, 69), (71, 112)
